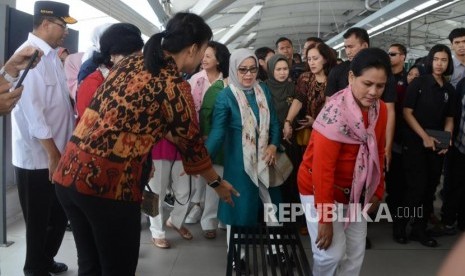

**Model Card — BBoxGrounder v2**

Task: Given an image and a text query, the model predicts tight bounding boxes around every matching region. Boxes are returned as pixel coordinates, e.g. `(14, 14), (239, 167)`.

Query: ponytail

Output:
(144, 13), (212, 75)
(143, 32), (166, 75)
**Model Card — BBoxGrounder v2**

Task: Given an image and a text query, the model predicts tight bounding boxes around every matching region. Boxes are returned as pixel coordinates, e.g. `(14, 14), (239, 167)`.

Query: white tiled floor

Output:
(0, 214), (461, 276)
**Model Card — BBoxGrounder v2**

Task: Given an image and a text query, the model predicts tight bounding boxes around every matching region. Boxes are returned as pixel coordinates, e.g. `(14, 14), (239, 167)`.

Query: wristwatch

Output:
(0, 66), (19, 84)
(208, 176), (222, 188)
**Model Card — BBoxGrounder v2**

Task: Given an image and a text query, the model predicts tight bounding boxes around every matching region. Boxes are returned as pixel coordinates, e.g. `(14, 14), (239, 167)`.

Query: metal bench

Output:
(226, 224), (312, 276)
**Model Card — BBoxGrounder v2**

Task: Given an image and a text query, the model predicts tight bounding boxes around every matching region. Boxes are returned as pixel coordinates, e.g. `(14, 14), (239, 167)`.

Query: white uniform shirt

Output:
(11, 33), (75, 170)
(451, 56), (465, 88)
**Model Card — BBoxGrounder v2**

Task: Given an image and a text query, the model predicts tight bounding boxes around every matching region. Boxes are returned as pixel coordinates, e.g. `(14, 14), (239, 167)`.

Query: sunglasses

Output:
(388, 52), (401, 57)
(238, 67), (258, 74)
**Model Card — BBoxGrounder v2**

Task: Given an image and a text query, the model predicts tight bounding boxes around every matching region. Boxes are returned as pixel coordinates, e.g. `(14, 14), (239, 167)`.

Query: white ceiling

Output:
(86, 0), (465, 60)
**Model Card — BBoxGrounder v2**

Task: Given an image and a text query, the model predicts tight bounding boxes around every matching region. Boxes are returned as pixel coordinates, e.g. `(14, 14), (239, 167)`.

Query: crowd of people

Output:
(1, 1), (465, 275)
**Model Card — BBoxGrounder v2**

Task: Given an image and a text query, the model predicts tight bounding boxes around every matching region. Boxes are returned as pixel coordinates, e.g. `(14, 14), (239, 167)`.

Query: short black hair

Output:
(94, 23), (144, 66)
(424, 44), (454, 76)
(255, 47), (275, 81)
(207, 41), (230, 78)
(389, 43), (407, 55)
(306, 37), (324, 43)
(343, 27), (370, 46)
(255, 47), (275, 60)
(275, 37), (293, 48)
(350, 48), (391, 78)
(448, 28), (465, 43)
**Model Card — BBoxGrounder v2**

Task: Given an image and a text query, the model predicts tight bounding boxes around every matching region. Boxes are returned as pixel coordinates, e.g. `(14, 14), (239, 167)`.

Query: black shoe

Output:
(393, 224), (408, 244)
(65, 222), (72, 232)
(365, 237), (372, 249)
(164, 194), (175, 208)
(232, 259), (248, 275)
(48, 262), (68, 274)
(410, 231), (438, 247)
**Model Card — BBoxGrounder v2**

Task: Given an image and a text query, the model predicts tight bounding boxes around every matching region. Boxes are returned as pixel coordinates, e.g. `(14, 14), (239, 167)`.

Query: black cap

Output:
(34, 1), (77, 24)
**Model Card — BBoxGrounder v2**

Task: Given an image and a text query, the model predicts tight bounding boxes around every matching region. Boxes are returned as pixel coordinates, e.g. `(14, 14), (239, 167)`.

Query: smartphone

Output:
(14, 50), (39, 89)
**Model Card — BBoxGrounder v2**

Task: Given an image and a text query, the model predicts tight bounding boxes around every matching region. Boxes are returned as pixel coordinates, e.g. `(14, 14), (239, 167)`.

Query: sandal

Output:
(203, 230), (217, 239)
(166, 218), (193, 240)
(152, 238), (171, 249)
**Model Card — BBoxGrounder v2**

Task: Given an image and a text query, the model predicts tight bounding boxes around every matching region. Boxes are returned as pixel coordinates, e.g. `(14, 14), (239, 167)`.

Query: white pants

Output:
(300, 194), (367, 276)
(148, 160), (191, 239)
(190, 165), (223, 230)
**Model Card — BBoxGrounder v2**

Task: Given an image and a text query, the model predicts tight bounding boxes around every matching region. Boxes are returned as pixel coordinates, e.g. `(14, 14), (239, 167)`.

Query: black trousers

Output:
(385, 151), (407, 224)
(402, 143), (444, 232)
(55, 185), (141, 276)
(441, 146), (465, 227)
(15, 167), (68, 276)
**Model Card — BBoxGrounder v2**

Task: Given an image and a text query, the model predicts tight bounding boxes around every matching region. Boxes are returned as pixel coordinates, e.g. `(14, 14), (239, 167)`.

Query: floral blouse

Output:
(53, 54), (212, 202)
(295, 71), (327, 119)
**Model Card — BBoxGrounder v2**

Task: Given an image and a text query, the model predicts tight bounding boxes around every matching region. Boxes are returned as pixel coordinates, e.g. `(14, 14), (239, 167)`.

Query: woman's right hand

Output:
(316, 223), (333, 250)
(214, 180), (240, 207)
(423, 135), (438, 151)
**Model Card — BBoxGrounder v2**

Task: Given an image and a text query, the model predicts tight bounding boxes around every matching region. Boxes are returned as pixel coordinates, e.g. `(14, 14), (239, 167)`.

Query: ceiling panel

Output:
(84, 0), (465, 58)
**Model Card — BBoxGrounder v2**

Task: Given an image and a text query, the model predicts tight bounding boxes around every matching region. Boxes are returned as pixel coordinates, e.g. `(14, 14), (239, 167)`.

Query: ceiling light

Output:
(219, 5), (263, 44)
(327, 0), (459, 48)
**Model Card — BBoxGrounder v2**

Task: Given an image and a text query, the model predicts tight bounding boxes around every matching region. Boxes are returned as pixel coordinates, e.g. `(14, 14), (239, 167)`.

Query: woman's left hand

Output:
(262, 144), (277, 166)
(295, 115), (314, 130)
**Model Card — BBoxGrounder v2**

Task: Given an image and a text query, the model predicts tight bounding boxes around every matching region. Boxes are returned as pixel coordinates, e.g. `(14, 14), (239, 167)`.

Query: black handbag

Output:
(141, 184), (159, 217)
(425, 129), (451, 150)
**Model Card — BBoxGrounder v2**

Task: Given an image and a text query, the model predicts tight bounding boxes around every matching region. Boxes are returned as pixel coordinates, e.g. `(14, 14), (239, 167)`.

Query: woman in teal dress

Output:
(206, 48), (281, 229)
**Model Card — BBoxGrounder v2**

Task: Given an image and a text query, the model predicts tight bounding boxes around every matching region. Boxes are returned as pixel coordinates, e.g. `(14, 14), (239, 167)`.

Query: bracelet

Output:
(208, 175), (222, 188)
(284, 119), (292, 125)
(0, 66), (19, 84)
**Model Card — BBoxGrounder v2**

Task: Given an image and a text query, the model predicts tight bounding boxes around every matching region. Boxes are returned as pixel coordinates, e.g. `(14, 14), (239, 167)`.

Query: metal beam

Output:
(82, 0), (160, 36)
(146, 0), (170, 26)
(203, 0), (235, 21)
(222, 20), (259, 45)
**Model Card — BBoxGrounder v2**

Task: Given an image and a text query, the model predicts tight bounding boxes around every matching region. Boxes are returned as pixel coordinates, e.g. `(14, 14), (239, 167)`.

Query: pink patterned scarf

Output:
(312, 86), (381, 224)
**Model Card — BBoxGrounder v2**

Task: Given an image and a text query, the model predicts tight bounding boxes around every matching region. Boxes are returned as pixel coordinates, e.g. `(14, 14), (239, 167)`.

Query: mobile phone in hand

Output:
(14, 50), (39, 89)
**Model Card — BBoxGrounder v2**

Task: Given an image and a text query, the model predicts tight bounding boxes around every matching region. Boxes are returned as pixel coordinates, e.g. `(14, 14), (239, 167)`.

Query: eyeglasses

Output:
(237, 67), (258, 74)
(48, 20), (68, 31)
(388, 52), (401, 57)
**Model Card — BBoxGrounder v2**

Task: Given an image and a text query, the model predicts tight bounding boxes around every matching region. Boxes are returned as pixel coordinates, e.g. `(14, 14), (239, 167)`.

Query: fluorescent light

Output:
(190, 0), (215, 16)
(244, 32), (257, 41)
(414, 0), (439, 11)
(367, 24), (385, 34)
(370, 0), (460, 38)
(380, 17), (399, 27)
(396, 9), (416, 19)
(219, 5), (263, 44)
(334, 42), (344, 50)
(213, 28), (227, 35)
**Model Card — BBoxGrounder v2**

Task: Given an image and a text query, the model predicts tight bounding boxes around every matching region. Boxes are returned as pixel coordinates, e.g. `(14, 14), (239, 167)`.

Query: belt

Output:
(334, 184), (351, 199)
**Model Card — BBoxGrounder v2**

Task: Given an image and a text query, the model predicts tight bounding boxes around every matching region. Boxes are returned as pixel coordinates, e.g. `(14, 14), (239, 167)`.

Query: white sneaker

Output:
(185, 205), (202, 224)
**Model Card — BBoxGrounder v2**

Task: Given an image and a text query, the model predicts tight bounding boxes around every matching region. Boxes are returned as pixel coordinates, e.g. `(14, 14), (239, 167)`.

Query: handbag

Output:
(269, 146), (294, 187)
(141, 184), (159, 217)
(296, 128), (311, 146)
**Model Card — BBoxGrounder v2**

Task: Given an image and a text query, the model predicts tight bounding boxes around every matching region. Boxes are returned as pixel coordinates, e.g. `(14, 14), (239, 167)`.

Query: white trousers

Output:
(148, 160), (191, 239)
(300, 194), (367, 276)
(190, 165), (223, 230)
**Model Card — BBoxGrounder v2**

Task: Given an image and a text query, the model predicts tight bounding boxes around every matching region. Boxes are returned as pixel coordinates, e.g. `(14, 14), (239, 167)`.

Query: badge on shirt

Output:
(444, 92), (449, 103)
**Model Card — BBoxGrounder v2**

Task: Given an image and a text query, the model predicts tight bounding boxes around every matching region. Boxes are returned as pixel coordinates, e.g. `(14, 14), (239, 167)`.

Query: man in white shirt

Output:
(11, 2), (76, 275)
(449, 28), (465, 88)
